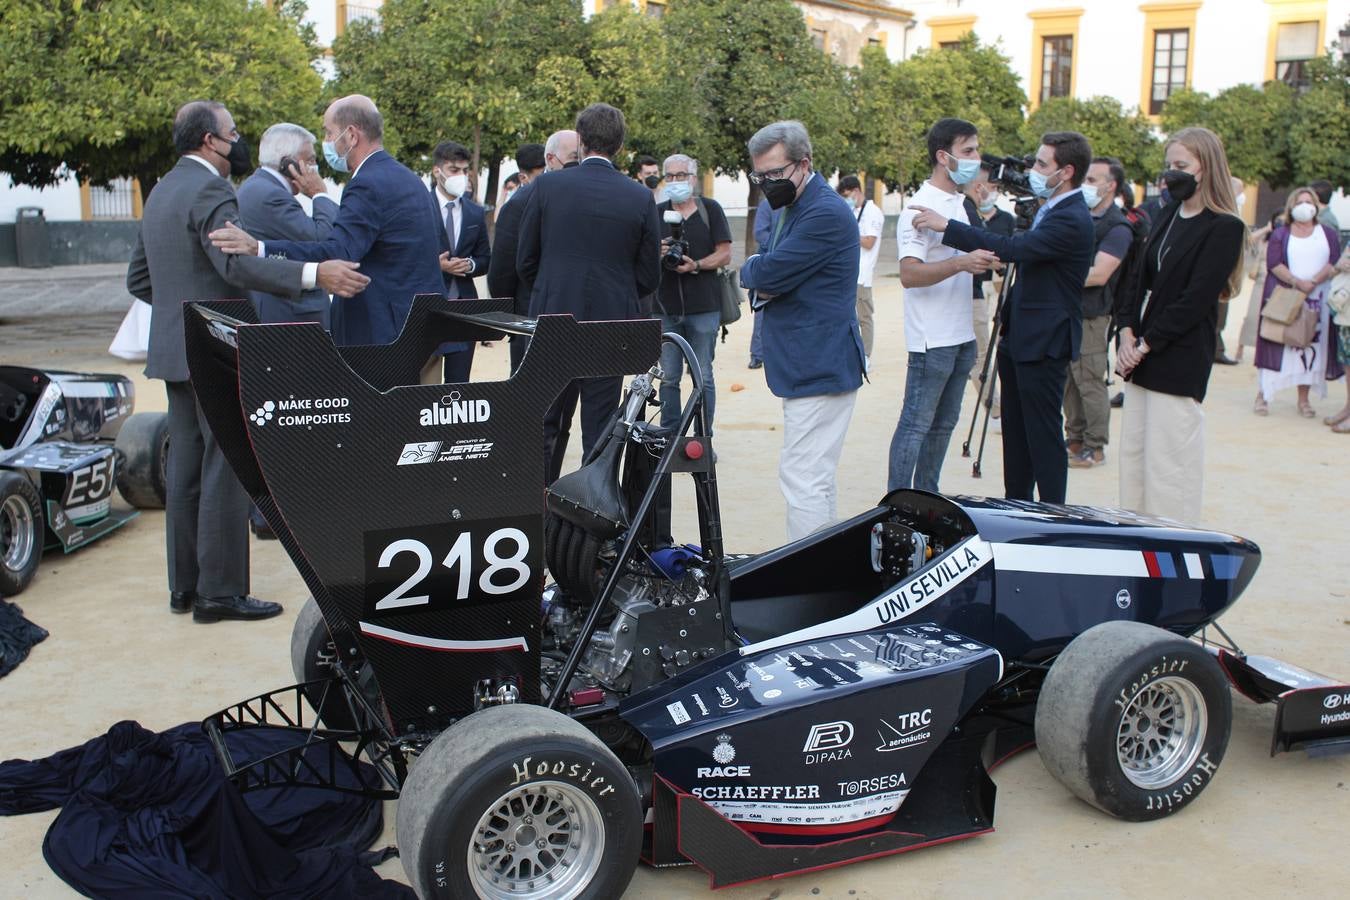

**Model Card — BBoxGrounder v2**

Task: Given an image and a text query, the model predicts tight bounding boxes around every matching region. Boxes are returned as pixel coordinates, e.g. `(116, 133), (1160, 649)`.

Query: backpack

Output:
(1111, 206), (1152, 318)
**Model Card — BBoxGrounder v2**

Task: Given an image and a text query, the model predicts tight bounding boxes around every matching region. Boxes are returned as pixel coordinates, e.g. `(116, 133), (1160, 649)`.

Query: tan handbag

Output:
(1262, 285), (1307, 325)
(1259, 303), (1317, 348)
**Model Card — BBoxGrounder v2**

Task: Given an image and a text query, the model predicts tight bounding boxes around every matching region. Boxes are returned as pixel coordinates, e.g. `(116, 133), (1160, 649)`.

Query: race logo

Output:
(875, 708), (934, 753)
(803, 721), (854, 765)
(397, 439), (494, 465)
(712, 733), (737, 764)
(420, 391), (491, 427)
(697, 764), (751, 778)
(251, 397), (351, 427)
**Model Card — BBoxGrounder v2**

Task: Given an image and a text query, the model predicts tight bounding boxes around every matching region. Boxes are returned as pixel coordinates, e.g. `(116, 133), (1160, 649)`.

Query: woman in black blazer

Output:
(1114, 127), (1246, 523)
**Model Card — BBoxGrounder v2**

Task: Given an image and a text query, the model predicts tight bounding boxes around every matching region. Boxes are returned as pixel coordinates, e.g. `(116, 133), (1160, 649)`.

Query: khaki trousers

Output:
(856, 285), (874, 357)
(1064, 314), (1111, 449)
(1118, 382), (1205, 524)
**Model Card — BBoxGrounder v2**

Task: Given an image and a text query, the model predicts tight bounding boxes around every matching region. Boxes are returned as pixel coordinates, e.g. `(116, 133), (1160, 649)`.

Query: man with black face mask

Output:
(126, 100), (368, 623)
(635, 155), (664, 203)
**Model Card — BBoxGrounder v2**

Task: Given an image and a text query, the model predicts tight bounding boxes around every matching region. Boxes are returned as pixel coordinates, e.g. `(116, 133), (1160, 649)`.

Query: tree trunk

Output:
(744, 180), (763, 251)
(471, 124), (482, 198)
(483, 155), (502, 231)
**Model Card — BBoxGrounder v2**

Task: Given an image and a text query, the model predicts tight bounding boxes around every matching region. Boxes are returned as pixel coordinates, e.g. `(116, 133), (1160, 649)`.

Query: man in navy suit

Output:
(911, 131), (1096, 504)
(739, 121), (866, 540)
(428, 140), (491, 382)
(518, 104), (661, 482)
(210, 95), (445, 349)
(236, 123), (337, 327)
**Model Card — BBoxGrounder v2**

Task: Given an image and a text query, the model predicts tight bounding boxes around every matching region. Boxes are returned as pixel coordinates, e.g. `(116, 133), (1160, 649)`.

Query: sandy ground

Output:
(2, 272), (1348, 899)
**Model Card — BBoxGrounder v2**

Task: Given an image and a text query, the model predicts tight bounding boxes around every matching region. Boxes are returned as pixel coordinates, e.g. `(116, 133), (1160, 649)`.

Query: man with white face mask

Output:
(428, 140), (491, 382)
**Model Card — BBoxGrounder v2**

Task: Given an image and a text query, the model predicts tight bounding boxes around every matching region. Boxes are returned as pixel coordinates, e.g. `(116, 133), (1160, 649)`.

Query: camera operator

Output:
(656, 153), (732, 434)
(965, 169), (1013, 427)
(1063, 157), (1134, 470)
(889, 118), (997, 493)
(911, 131), (1095, 504)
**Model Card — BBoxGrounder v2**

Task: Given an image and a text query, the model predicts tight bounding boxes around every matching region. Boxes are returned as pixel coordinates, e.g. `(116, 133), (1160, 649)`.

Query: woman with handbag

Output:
(1114, 127), (1246, 524)
(1252, 186), (1343, 416)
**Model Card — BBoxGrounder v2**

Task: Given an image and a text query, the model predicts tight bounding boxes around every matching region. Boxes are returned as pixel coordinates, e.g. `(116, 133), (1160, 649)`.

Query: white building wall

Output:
(1, 176), (84, 224)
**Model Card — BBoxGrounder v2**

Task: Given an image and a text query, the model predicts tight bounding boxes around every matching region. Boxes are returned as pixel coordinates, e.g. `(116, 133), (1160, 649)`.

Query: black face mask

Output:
(643, 174), (660, 189)
(562, 159), (580, 169)
(1161, 169), (1197, 203)
(762, 177), (797, 210)
(213, 134), (252, 178)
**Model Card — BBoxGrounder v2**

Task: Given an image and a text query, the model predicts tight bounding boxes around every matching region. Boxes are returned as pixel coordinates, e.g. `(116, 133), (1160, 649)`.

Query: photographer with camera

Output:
(911, 131), (1095, 504)
(656, 153), (733, 434)
(888, 118), (997, 493)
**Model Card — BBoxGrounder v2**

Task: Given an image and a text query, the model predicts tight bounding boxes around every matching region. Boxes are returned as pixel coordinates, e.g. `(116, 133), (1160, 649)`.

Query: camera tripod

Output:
(961, 261), (1018, 477)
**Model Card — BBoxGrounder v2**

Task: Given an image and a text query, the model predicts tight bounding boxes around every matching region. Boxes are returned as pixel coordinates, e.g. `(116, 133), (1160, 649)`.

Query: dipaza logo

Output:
(420, 391), (491, 426)
(803, 721), (854, 753)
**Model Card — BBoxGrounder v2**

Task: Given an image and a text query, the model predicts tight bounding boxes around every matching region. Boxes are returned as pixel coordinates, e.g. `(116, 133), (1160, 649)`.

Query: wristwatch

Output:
(693, 260), (701, 273)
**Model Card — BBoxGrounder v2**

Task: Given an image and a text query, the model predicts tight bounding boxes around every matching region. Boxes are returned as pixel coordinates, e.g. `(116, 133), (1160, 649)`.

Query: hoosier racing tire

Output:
(396, 704), (641, 900)
(1036, 620), (1231, 821)
(114, 412), (168, 509)
(0, 472), (43, 596)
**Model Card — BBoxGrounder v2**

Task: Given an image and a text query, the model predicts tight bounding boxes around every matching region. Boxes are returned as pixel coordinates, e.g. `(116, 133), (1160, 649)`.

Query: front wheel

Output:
(114, 412), (169, 509)
(396, 704), (641, 900)
(0, 472), (43, 596)
(1035, 620), (1231, 821)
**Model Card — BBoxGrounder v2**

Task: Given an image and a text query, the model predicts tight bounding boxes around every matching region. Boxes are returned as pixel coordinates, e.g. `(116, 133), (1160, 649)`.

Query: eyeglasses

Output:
(664, 171), (693, 182)
(748, 160), (801, 185)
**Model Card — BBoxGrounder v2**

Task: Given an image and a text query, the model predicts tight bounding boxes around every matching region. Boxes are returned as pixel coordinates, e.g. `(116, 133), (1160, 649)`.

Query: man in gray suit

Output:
(126, 100), (367, 622)
(237, 122), (337, 327)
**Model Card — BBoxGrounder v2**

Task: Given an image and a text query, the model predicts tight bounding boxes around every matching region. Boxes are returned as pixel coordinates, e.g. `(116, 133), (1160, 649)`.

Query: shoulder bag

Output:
(693, 198), (743, 326)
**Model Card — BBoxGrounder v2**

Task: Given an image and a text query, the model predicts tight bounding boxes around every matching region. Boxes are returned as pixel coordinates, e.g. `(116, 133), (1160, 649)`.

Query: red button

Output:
(569, 687), (605, 707)
(684, 440), (705, 460)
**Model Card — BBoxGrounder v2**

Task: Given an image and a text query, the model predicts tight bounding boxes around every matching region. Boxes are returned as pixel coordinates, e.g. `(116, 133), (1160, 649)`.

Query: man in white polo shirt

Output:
(887, 118), (997, 491)
(836, 175), (886, 359)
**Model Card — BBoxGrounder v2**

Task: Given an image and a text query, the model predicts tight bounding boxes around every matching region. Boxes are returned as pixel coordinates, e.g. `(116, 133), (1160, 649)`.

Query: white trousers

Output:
(1118, 382), (1205, 524)
(780, 391), (858, 541)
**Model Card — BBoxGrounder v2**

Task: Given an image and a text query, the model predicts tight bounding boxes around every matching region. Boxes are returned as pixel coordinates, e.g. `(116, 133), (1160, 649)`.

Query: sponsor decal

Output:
(715, 685), (738, 709)
(802, 721), (854, 765)
(420, 391), (491, 427)
(1321, 710), (1350, 726)
(696, 765), (751, 778)
(711, 734), (736, 765)
(836, 772), (907, 796)
(397, 439), (494, 465)
(690, 784), (820, 801)
(1144, 752), (1217, 812)
(667, 701), (690, 725)
(250, 397), (351, 427)
(691, 693), (709, 716)
(1325, 692), (1346, 710)
(763, 689), (782, 699)
(875, 708), (933, 753)
(1116, 589), (1132, 610)
(509, 756), (615, 797)
(1114, 656), (1189, 710)
(693, 790), (906, 826)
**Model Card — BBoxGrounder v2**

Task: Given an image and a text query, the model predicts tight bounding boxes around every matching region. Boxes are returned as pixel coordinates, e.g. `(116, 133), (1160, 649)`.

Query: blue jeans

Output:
(660, 311), (720, 433)
(887, 340), (976, 492)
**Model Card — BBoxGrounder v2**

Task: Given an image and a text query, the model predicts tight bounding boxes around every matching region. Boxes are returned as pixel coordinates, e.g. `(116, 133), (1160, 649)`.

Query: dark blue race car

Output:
(182, 298), (1350, 898)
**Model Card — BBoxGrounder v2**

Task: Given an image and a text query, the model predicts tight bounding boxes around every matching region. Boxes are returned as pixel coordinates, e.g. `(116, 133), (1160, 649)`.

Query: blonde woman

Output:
(1113, 127), (1245, 523)
(1252, 186), (1343, 417)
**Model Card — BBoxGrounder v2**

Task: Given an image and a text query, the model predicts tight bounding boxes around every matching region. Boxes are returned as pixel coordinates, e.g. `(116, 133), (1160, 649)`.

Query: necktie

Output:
(444, 200), (460, 299)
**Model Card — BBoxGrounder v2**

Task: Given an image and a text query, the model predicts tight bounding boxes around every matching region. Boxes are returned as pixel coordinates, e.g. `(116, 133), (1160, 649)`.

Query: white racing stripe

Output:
(989, 542), (1150, 577)
(1184, 552), (1204, 579)
(358, 621), (529, 653)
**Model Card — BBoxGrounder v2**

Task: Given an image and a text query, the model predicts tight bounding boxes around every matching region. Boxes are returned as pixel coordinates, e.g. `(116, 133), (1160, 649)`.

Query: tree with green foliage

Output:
(1024, 96), (1159, 185)
(331, 0), (590, 209)
(1286, 53), (1349, 188)
(1160, 82), (1296, 186)
(0, 0), (322, 203)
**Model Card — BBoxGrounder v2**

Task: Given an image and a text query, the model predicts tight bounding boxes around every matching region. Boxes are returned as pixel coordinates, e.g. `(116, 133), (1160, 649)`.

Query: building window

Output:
(336, 1), (380, 37)
(1041, 35), (1073, 103)
(644, 0), (666, 17)
(87, 179), (137, 220)
(811, 28), (828, 51)
(939, 40), (963, 49)
(868, 37), (883, 46)
(1274, 20), (1320, 89)
(1149, 28), (1189, 114)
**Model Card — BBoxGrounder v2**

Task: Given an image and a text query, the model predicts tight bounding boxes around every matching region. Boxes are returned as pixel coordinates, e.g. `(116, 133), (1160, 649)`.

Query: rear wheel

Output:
(0, 472), (43, 596)
(115, 412), (169, 509)
(397, 704), (641, 900)
(1035, 620), (1231, 821)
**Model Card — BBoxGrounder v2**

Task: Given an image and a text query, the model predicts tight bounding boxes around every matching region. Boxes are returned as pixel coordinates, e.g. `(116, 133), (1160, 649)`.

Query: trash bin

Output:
(15, 207), (51, 268)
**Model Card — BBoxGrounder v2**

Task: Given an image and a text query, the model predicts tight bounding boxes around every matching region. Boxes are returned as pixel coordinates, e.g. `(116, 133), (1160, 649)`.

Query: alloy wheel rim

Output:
(466, 779), (605, 900)
(1, 494), (35, 573)
(1116, 674), (1208, 789)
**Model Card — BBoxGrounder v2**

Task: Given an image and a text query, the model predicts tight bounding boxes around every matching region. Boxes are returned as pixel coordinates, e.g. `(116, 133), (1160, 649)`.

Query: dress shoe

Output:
(1214, 354), (1239, 366)
(170, 591), (195, 614)
(193, 595), (284, 623)
(1110, 392), (1124, 408)
(250, 519), (277, 540)
(748, 357), (763, 370)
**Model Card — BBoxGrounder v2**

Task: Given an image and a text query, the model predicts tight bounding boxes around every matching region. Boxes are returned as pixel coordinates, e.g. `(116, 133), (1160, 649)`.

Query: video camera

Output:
(662, 210), (689, 271)
(981, 154), (1041, 231)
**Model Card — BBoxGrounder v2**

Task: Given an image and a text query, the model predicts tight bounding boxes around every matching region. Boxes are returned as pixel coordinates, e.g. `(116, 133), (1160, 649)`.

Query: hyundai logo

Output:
(1325, 693), (1344, 710)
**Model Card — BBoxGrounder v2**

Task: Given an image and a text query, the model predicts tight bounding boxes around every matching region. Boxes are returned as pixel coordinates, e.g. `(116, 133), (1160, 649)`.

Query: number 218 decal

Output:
(362, 520), (535, 618)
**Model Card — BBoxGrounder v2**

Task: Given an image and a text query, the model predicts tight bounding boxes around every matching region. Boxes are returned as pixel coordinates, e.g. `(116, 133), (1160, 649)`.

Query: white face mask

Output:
(440, 172), (469, 198)
(1291, 202), (1317, 224)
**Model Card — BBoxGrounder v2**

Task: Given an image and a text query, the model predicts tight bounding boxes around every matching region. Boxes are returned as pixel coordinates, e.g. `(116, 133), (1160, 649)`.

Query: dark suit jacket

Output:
(430, 189), (490, 299)
(487, 179), (536, 315)
(739, 173), (865, 399)
(126, 156), (305, 382)
(262, 150), (445, 346)
(1114, 202), (1246, 402)
(943, 192), (1095, 363)
(236, 168), (338, 326)
(517, 157), (661, 321)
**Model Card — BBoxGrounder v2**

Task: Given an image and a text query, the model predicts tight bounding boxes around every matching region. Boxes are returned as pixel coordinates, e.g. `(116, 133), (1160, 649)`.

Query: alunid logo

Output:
(802, 721), (854, 764)
(420, 391), (491, 427)
(875, 708), (933, 752)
